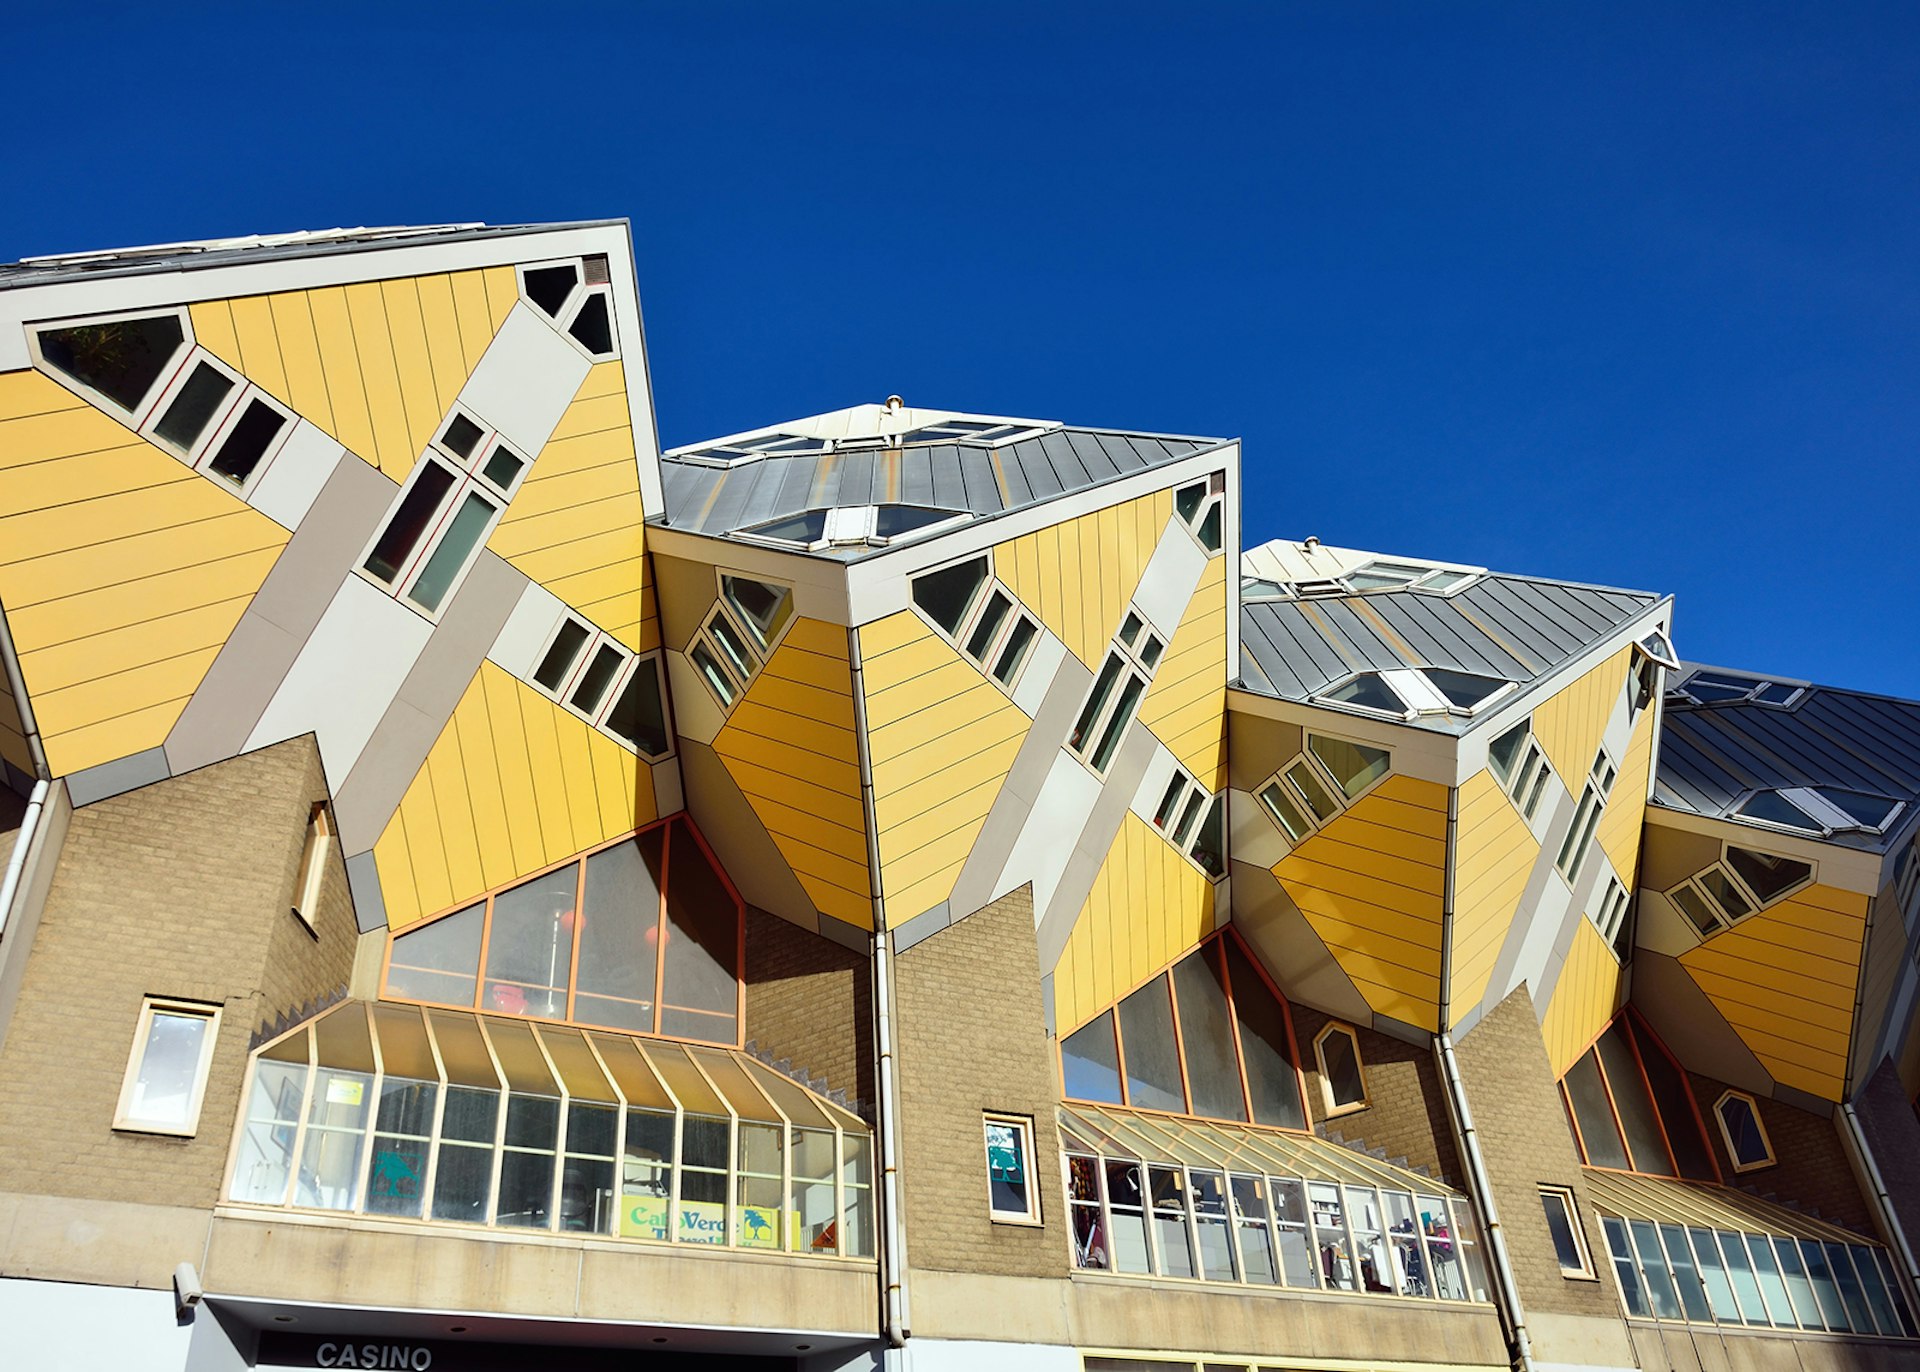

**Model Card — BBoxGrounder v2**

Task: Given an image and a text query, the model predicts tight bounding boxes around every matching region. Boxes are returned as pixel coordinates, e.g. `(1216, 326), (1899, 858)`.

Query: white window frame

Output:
(1149, 768), (1227, 881)
(1489, 720), (1554, 824)
(139, 348), (300, 498)
(1255, 732), (1392, 848)
(911, 558), (1043, 696)
(740, 503), (972, 553)
(1666, 843), (1816, 939)
(517, 257), (585, 324)
(983, 1113), (1041, 1224)
(717, 570), (797, 658)
(1173, 473), (1226, 555)
(554, 282), (620, 362)
(1314, 667), (1516, 722)
(26, 305), (196, 424)
(1590, 876), (1632, 961)
(1539, 1184), (1597, 1278)
(1067, 609), (1163, 778)
(686, 571), (795, 710)
(1711, 1090), (1776, 1173)
(291, 802), (334, 933)
(1732, 786), (1906, 840)
(1313, 1021), (1369, 1117)
(1671, 667), (1808, 710)
(595, 651), (674, 759)
(114, 998), (222, 1137)
(1555, 748), (1615, 886)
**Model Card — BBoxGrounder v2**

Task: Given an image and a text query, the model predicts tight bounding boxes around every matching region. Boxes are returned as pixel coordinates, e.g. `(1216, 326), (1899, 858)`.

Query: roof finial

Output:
(885, 395), (904, 413)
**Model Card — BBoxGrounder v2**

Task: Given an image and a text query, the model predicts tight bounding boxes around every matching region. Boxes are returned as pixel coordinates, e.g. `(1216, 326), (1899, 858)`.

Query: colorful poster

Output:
(615, 1194), (793, 1248)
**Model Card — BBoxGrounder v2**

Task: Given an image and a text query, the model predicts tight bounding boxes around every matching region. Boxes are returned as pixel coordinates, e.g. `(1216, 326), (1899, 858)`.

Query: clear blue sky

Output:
(6, 3), (1918, 694)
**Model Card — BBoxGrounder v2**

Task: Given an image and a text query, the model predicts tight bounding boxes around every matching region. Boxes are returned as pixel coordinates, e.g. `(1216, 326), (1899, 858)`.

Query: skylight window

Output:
(1672, 669), (1807, 709)
(739, 504), (967, 551)
(1244, 560), (1482, 602)
(895, 420), (1044, 447)
(1313, 668), (1513, 721)
(1732, 788), (1904, 839)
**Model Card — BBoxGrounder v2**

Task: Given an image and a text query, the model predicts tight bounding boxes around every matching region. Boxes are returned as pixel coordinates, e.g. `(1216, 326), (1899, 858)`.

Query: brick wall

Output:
(743, 906), (873, 1121)
(1452, 985), (1619, 1320)
(0, 737), (357, 1209)
(1292, 1001), (1463, 1187)
(1687, 1070), (1874, 1233)
(893, 885), (1069, 1281)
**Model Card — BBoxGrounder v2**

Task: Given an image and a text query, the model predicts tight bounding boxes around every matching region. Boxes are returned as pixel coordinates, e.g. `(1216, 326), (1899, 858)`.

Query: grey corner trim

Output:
(65, 746), (171, 807)
(1040, 972), (1056, 1037)
(1370, 1012), (1432, 1047)
(816, 913), (873, 954)
(891, 902), (952, 954)
(1450, 1002), (1486, 1040)
(1771, 1081), (1836, 1119)
(344, 850), (389, 934)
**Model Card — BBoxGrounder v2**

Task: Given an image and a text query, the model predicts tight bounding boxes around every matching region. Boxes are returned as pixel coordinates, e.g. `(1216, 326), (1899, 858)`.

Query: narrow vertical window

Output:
(984, 1114), (1040, 1222)
(291, 802), (334, 932)
(1540, 1185), (1596, 1277)
(1713, 1092), (1775, 1172)
(1313, 1022), (1368, 1114)
(114, 999), (222, 1135)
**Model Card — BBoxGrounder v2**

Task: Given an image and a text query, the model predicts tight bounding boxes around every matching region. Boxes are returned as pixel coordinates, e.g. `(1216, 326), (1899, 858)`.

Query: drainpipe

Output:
(1840, 1102), (1920, 1307)
(1437, 1032), (1537, 1372)
(848, 629), (910, 1357)
(0, 778), (50, 943)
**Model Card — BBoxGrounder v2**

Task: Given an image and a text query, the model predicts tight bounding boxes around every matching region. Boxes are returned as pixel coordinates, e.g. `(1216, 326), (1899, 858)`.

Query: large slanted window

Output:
(1560, 1013), (1717, 1182)
(1666, 843), (1814, 939)
(529, 614), (673, 758)
(384, 817), (742, 1045)
(1556, 748), (1617, 885)
(228, 1001), (874, 1257)
(1070, 611), (1163, 776)
(687, 573), (794, 709)
(1488, 719), (1553, 823)
(1059, 930), (1307, 1130)
(1256, 733), (1390, 847)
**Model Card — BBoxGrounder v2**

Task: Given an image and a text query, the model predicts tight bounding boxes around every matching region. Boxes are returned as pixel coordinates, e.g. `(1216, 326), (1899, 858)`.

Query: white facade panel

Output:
(458, 303), (592, 457)
(486, 579), (568, 677)
(1130, 516), (1208, 640)
(248, 421), (345, 530)
(995, 748), (1104, 917)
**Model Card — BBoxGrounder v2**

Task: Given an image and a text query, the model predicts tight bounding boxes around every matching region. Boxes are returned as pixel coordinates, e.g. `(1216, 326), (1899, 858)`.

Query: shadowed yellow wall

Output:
(1679, 883), (1868, 1101)
(859, 608), (1028, 926)
(1540, 920), (1628, 1076)
(1136, 555), (1227, 788)
(1530, 646), (1630, 789)
(1449, 768), (1540, 1013)
(713, 617), (869, 931)
(994, 488), (1173, 670)
(1594, 703), (1655, 886)
(191, 266), (518, 481)
(489, 361), (656, 653)
(373, 661), (656, 929)
(0, 370), (290, 777)
(1274, 773), (1450, 1031)
(0, 636), (26, 775)
(1053, 812), (1216, 1034)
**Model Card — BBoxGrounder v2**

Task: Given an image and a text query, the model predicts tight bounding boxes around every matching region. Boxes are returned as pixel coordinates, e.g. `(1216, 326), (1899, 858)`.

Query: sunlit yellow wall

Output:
(1449, 769), (1539, 1012)
(859, 608), (1028, 926)
(1529, 646), (1630, 788)
(190, 267), (518, 482)
(1273, 774), (1449, 1031)
(1053, 812), (1216, 1033)
(0, 369), (290, 777)
(1540, 921), (1628, 1076)
(373, 662), (656, 929)
(713, 617), (869, 931)
(1594, 701), (1655, 885)
(1136, 555), (1227, 788)
(1678, 883), (1869, 1102)
(993, 488), (1173, 670)
(489, 361), (655, 652)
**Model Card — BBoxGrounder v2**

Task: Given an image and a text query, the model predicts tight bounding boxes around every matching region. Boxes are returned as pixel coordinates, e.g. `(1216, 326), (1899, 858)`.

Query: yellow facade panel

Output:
(267, 292), (336, 435)
(1137, 555), (1227, 783)
(483, 266), (519, 330)
(1052, 812), (1216, 1032)
(228, 295), (290, 402)
(415, 274), (469, 408)
(450, 272), (497, 374)
(304, 286), (380, 465)
(1540, 920), (1627, 1075)
(380, 277), (442, 457)
(186, 300), (242, 374)
(343, 281), (413, 478)
(994, 488), (1174, 670)
(1449, 769), (1541, 1012)
(30, 650), (222, 776)
(1595, 709), (1655, 886)
(1530, 646), (1631, 789)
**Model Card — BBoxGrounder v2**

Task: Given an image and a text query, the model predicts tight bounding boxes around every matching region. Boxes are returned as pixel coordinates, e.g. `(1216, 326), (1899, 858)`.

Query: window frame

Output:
(1067, 608), (1165, 779)
(1712, 1091), (1777, 1174)
(113, 997), (223, 1137)
(983, 1113), (1042, 1224)
(1149, 768), (1227, 881)
(1666, 843), (1816, 939)
(1555, 747), (1616, 886)
(908, 556), (1044, 696)
(27, 305), (196, 424)
(1539, 1184), (1597, 1279)
(1670, 667), (1808, 711)
(1312, 1022), (1369, 1118)
(1488, 719), (1554, 825)
(686, 573), (794, 711)
(1591, 876), (1633, 962)
(291, 801), (334, 933)
(138, 347), (299, 497)
(1732, 786), (1906, 840)
(1254, 732), (1392, 848)
(1313, 667), (1516, 722)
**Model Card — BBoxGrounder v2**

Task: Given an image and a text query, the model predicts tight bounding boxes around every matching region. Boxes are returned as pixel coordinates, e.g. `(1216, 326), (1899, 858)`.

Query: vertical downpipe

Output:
(0, 778), (50, 942)
(848, 628), (910, 1359)
(0, 602), (49, 782)
(1840, 1102), (1920, 1309)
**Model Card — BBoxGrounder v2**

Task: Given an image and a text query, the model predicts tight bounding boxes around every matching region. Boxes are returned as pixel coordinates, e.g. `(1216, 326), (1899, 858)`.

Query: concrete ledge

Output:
(0, 1190), (212, 1289)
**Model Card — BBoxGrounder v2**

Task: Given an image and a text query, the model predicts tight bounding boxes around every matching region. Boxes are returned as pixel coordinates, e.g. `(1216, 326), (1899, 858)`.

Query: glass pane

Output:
(1423, 668), (1507, 711)
(1319, 1029), (1365, 1109)
(1190, 1170), (1236, 1281)
(1273, 1178), (1320, 1288)
(1322, 673), (1406, 716)
(429, 1012), (499, 1088)
(1564, 1051), (1629, 1169)
(1197, 502), (1222, 552)
(1630, 1219), (1681, 1318)
(534, 620), (591, 691)
(986, 1119), (1032, 1216)
(1734, 791), (1823, 833)
(992, 617), (1038, 685)
(38, 315), (184, 410)
(1117, 976), (1184, 1111)
(1596, 1025), (1673, 1175)
(1176, 482), (1204, 522)
(1660, 1223), (1712, 1320)
(603, 658), (670, 756)
(230, 1059), (306, 1203)
(540, 1027), (616, 1102)
(574, 833), (663, 1032)
(1310, 1182), (1355, 1290)
(483, 866), (578, 1020)
(1542, 1192), (1583, 1272)
(1384, 1190), (1430, 1298)
(965, 590), (1012, 661)
(1851, 1244), (1901, 1336)
(911, 557), (987, 634)
(1698, 866), (1753, 921)
(1747, 1234), (1798, 1327)
(1308, 735), (1390, 799)
(560, 1152), (616, 1234)
(300, 1067), (372, 1211)
(1634, 1026), (1716, 1182)
(365, 1079), (436, 1218)
(1061, 1011), (1123, 1104)
(1232, 1175), (1278, 1284)
(567, 293), (613, 355)
(1604, 1217), (1648, 1316)
(1150, 1167), (1194, 1278)
(568, 643), (625, 715)
(1106, 1159), (1151, 1274)
(1189, 797), (1225, 878)
(1725, 846), (1812, 904)
(1818, 789), (1899, 830)
(408, 490), (497, 612)
(1260, 782), (1312, 842)
(660, 821), (741, 1043)
(386, 904), (484, 1006)
(1488, 723), (1528, 785)
(430, 1140), (493, 1223)
(1717, 1095), (1770, 1168)
(1772, 1236), (1822, 1328)
(1801, 1239), (1850, 1328)
(721, 576), (794, 650)
(525, 263), (579, 317)
(1671, 884), (1723, 937)
(440, 413), (483, 457)
(364, 463), (456, 585)
(498, 1153), (555, 1230)
(1720, 1230), (1771, 1324)
(1172, 945), (1246, 1121)
(1826, 1242), (1876, 1333)
(1691, 1227), (1742, 1322)
(1286, 760), (1340, 824)
(207, 398), (285, 486)
(127, 1010), (210, 1128)
(1420, 1194), (1464, 1299)
(1223, 940), (1306, 1130)
(154, 361), (235, 449)
(1071, 656), (1125, 754)
(1091, 674), (1146, 772)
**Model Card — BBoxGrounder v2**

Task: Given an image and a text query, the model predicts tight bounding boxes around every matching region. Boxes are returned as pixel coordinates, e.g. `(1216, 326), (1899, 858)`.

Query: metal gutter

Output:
(0, 601), (49, 781)
(1839, 1102), (1920, 1309)
(847, 627), (910, 1356)
(0, 778), (49, 943)
(1436, 1032), (1537, 1372)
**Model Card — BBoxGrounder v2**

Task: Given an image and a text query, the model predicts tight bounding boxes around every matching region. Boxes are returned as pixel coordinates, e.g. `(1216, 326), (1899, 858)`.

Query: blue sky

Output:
(6, 3), (1918, 693)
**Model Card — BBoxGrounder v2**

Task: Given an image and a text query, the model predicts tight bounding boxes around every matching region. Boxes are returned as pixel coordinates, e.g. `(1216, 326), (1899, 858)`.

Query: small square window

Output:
(114, 999), (222, 1136)
(1540, 1185), (1596, 1278)
(984, 1114), (1040, 1223)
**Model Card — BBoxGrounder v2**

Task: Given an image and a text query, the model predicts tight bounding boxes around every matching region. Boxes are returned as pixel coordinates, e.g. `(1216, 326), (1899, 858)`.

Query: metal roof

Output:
(1652, 667), (1920, 854)
(1583, 1167), (1876, 1245)
(0, 221), (624, 289)
(659, 414), (1227, 558)
(1236, 559), (1663, 733)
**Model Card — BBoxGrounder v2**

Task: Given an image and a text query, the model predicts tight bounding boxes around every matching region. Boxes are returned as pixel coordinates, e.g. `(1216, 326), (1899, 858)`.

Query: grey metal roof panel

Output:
(1234, 572), (1662, 733)
(1651, 664), (1920, 852)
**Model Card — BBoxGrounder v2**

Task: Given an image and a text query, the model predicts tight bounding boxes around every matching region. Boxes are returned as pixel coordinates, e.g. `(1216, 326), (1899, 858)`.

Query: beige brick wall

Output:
(743, 905), (873, 1121)
(1452, 984), (1619, 1320)
(0, 737), (357, 1212)
(1293, 1001), (1463, 1187)
(893, 885), (1070, 1282)
(1687, 1069), (1874, 1233)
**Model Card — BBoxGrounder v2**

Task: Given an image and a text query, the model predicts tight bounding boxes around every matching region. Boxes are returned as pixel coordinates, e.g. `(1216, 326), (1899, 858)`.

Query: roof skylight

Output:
(739, 503), (968, 552)
(1732, 787), (1904, 839)
(1313, 667), (1515, 722)
(1240, 559), (1479, 602)
(1672, 668), (1807, 709)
